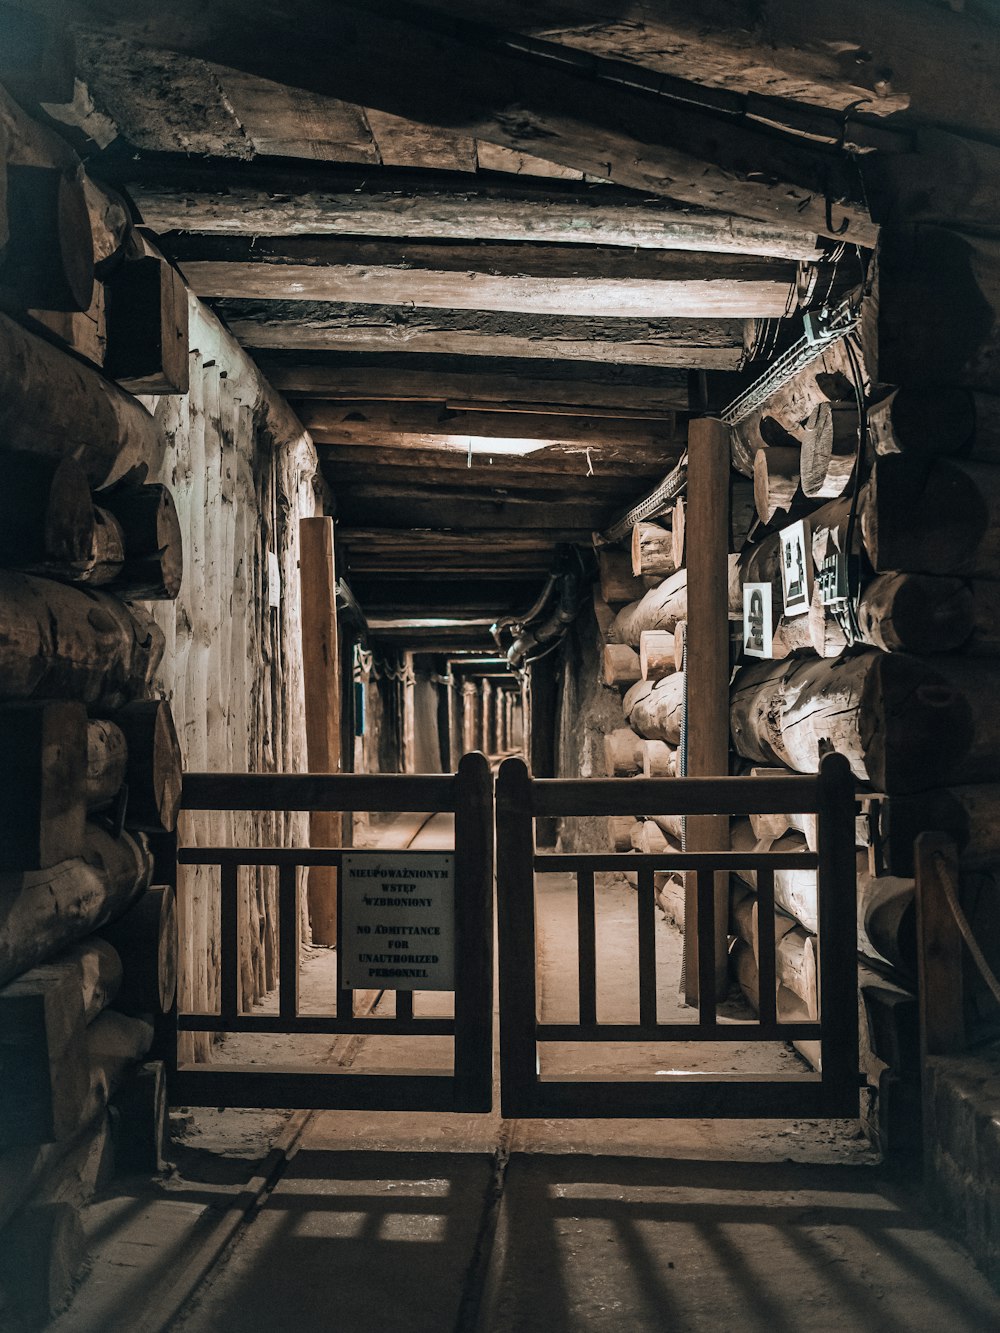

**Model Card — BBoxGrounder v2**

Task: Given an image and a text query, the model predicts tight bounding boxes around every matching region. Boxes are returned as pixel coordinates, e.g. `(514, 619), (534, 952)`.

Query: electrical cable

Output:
(840, 332), (870, 644)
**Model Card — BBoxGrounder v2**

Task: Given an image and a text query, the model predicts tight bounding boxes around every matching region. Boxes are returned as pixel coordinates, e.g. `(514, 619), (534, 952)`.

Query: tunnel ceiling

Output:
(45, 0), (903, 646)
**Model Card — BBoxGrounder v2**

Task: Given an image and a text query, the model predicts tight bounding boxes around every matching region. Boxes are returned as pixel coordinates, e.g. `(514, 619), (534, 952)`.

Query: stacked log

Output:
(595, 503), (687, 862)
(752, 444), (803, 522)
(638, 631), (676, 681)
(597, 549), (644, 606)
(0, 84), (93, 315)
(725, 231), (1000, 1155)
(602, 643), (641, 688)
(0, 454), (184, 598)
(0, 96), (197, 1300)
(631, 521), (676, 579)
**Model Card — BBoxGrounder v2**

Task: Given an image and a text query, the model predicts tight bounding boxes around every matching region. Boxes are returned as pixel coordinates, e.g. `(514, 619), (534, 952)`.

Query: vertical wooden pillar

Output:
(402, 652), (416, 773)
(529, 652), (559, 845)
(298, 517), (341, 946)
(462, 679), (478, 754)
(683, 417), (731, 1001)
(447, 669), (462, 772)
(481, 679), (494, 756)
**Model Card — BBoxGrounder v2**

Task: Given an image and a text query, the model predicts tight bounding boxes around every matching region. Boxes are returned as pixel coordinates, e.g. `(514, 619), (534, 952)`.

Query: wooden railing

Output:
(171, 752), (494, 1112)
(496, 751), (860, 1119)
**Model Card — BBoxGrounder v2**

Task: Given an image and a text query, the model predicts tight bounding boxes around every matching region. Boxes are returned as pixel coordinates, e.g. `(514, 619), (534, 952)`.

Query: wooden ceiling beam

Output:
(170, 235), (807, 320)
(317, 443), (670, 478)
(700, 0), (1000, 144)
(347, 577), (542, 610)
(117, 157), (825, 260)
(255, 353), (690, 415)
(334, 485), (620, 530)
(349, 567), (556, 581)
(216, 300), (749, 368)
(412, 1), (909, 121)
(313, 430), (680, 460)
(323, 462), (660, 497)
(337, 527), (585, 549)
(302, 401), (679, 447)
(48, 0), (881, 241)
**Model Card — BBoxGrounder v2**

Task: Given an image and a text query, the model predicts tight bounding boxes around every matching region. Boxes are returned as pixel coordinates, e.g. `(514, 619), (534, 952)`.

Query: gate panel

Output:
(170, 751), (494, 1112)
(497, 752), (859, 1119)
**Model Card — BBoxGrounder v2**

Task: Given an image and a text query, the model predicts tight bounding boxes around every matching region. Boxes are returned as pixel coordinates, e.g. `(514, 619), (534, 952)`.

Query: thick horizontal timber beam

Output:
(118, 157), (826, 260)
(346, 563), (559, 580)
(215, 300), (750, 368)
(256, 354), (690, 415)
(335, 487), (617, 530)
(348, 577), (542, 611)
(317, 443), (671, 478)
(302, 401), (680, 448)
(168, 235), (807, 320)
(337, 526), (584, 549)
(313, 430), (681, 458)
(321, 461), (661, 498)
(40, 0), (880, 241)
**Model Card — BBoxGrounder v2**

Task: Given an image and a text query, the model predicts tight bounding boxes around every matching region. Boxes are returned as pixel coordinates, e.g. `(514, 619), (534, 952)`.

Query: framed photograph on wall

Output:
(780, 519), (811, 617)
(743, 582), (773, 659)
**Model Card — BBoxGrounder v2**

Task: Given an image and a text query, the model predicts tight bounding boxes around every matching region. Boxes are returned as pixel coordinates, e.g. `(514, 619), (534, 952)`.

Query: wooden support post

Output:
(298, 517), (341, 945)
(481, 679), (494, 757)
(683, 417), (731, 1003)
(461, 679), (478, 755)
(447, 672), (461, 772)
(529, 653), (558, 845)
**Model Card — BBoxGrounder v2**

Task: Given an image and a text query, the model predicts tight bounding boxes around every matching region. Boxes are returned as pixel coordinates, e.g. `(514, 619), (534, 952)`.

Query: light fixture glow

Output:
(445, 437), (547, 457)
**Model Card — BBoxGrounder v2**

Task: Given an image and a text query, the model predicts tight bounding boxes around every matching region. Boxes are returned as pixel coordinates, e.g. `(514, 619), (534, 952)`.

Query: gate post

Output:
(496, 757), (537, 1118)
(453, 750), (495, 1112)
(817, 750), (860, 1116)
(683, 416), (731, 1002)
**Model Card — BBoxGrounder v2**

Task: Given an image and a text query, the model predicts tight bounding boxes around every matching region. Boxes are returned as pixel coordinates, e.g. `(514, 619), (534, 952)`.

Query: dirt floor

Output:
(42, 813), (1000, 1332)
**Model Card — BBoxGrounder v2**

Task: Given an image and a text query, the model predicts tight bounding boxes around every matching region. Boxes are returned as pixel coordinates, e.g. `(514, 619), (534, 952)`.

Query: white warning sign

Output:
(340, 852), (455, 991)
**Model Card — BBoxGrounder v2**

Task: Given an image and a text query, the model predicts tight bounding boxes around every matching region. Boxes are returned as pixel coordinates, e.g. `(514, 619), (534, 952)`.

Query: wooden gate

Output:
(171, 751), (494, 1112)
(496, 752), (860, 1119)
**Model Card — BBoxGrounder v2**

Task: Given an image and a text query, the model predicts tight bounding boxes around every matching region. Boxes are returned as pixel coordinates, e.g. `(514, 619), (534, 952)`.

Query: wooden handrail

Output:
(181, 770), (457, 812)
(530, 772), (822, 816)
(535, 851), (818, 872)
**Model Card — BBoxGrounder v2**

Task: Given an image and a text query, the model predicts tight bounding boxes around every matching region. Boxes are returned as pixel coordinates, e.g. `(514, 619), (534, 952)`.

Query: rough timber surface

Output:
(139, 293), (319, 1058)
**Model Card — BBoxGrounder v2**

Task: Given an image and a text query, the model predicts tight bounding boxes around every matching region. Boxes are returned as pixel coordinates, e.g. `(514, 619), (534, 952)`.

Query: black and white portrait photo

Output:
(742, 582), (773, 658)
(780, 519), (811, 617)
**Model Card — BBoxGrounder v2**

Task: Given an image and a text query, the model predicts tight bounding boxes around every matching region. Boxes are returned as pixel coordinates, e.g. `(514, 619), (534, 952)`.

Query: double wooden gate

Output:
(172, 751), (859, 1119)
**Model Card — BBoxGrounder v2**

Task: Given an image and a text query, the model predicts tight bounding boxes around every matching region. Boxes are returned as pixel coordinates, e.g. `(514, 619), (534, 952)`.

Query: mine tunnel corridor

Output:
(4, 0), (1000, 1328)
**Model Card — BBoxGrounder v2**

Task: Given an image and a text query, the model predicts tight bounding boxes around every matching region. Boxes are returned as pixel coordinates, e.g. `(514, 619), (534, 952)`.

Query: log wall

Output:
(0, 90), (320, 1309)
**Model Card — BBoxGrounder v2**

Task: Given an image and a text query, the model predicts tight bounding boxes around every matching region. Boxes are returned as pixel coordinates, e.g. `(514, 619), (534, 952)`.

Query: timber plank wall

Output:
(140, 295), (320, 1061)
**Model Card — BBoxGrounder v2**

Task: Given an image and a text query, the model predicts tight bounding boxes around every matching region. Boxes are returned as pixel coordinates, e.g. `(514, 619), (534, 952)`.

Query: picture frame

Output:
(743, 582), (773, 659)
(780, 518), (812, 617)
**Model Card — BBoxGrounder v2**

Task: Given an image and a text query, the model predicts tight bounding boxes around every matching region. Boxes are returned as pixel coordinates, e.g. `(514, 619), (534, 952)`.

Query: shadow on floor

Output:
(170, 1149), (1000, 1333)
(482, 1154), (1000, 1333)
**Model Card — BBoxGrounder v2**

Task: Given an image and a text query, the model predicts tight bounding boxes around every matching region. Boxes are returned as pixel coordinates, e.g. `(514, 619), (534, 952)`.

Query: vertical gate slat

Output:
(278, 863), (299, 1021)
(453, 751), (495, 1112)
(755, 868), (778, 1027)
(497, 758), (537, 1117)
(637, 868), (657, 1027)
(220, 863), (240, 1023)
(696, 868), (717, 1027)
(577, 870), (597, 1026)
